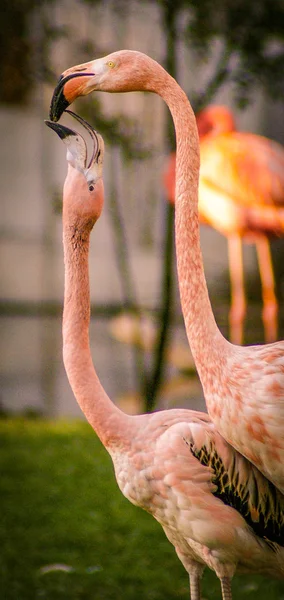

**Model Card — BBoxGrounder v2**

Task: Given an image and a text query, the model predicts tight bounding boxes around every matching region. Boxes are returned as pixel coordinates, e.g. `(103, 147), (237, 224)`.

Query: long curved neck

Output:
(157, 74), (230, 383)
(62, 220), (130, 449)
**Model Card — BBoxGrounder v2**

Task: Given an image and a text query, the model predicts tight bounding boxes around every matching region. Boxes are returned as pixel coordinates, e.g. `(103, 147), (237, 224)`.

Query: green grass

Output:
(1, 418), (283, 600)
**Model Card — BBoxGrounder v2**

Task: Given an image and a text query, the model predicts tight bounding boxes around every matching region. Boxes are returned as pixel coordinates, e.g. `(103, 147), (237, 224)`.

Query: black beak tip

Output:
(49, 91), (70, 122)
(44, 120), (76, 140)
(49, 74), (70, 122)
(49, 71), (95, 121)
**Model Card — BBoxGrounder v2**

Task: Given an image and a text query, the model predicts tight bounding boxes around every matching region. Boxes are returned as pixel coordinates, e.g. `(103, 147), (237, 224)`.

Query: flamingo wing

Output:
(187, 433), (284, 546)
(154, 416), (284, 548)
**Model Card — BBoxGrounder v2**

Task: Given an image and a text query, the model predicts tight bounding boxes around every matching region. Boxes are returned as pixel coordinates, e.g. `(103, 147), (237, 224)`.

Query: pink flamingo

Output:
(163, 105), (284, 345)
(49, 50), (284, 497)
(45, 110), (284, 600)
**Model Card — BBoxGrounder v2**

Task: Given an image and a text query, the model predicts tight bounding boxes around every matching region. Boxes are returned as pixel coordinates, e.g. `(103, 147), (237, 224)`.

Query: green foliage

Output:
(184, 0), (284, 106)
(2, 0), (284, 108)
(1, 419), (284, 599)
(0, 0), (59, 104)
(0, 0), (35, 103)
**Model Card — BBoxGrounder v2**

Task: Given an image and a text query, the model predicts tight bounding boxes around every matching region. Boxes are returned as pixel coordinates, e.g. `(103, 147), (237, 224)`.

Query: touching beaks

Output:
(49, 68), (95, 122)
(45, 111), (104, 190)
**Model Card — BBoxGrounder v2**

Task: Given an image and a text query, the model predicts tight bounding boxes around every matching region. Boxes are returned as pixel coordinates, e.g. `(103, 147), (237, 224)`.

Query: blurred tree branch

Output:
(144, 0), (180, 412)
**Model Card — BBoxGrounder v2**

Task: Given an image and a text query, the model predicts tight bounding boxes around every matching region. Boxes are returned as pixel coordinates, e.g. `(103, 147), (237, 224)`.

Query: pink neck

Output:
(62, 224), (130, 448)
(157, 75), (230, 383)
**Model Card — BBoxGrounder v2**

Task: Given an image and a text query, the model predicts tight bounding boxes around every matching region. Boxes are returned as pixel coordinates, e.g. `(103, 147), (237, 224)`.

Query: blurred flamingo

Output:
(163, 105), (284, 344)
(45, 111), (284, 600)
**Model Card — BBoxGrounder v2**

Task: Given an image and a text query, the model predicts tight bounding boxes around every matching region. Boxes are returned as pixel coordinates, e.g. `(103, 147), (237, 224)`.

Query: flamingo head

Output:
(196, 105), (236, 139)
(49, 50), (164, 122)
(45, 111), (104, 225)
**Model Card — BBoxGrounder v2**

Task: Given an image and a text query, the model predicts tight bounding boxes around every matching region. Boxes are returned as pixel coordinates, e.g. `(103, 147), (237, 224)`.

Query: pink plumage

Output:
(48, 52), (284, 600)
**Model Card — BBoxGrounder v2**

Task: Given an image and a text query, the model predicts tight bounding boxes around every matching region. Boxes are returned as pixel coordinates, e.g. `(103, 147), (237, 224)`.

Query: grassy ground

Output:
(1, 418), (284, 600)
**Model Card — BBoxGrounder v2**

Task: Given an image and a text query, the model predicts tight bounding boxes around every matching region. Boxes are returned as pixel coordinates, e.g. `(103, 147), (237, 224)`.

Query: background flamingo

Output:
(46, 110), (284, 600)
(163, 105), (284, 345)
(49, 49), (284, 497)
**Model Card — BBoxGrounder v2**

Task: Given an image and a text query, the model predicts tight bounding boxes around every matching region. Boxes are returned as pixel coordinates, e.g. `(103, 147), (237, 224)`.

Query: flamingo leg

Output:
(173, 545), (203, 600)
(189, 571), (201, 600)
(220, 577), (233, 600)
(227, 234), (246, 345)
(255, 235), (278, 342)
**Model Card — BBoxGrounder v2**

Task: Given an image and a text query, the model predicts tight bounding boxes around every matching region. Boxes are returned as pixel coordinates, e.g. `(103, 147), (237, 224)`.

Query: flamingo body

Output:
(48, 52), (284, 598)
(111, 410), (284, 579)
(199, 131), (284, 236)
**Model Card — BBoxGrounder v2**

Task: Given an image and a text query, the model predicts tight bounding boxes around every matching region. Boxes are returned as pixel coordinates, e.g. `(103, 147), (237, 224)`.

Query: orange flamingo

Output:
(163, 105), (284, 345)
(45, 111), (284, 600)
(49, 49), (284, 497)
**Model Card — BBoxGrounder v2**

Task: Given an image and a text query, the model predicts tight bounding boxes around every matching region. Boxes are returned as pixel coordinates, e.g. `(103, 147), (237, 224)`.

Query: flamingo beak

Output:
(49, 71), (95, 122)
(44, 120), (78, 140)
(45, 111), (103, 187)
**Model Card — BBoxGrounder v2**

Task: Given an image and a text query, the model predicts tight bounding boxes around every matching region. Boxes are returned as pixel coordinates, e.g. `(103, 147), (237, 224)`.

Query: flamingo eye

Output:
(107, 61), (115, 69)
